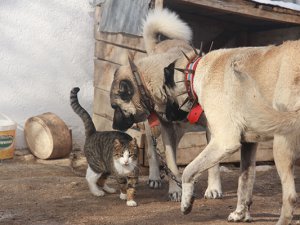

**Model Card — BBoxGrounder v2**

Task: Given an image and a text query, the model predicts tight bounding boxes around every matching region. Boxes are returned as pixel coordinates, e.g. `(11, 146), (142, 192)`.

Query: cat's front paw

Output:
(119, 192), (127, 200)
(126, 200), (137, 207)
(103, 184), (116, 194)
(91, 188), (105, 197)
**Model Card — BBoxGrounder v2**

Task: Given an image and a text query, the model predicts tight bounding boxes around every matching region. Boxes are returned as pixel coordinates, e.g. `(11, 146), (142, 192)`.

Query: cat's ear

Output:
(114, 139), (122, 150)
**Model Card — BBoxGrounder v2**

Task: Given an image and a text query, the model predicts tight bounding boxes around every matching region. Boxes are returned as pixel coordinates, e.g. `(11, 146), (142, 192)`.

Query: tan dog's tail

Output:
(143, 8), (192, 54)
(248, 103), (300, 136)
(232, 67), (300, 136)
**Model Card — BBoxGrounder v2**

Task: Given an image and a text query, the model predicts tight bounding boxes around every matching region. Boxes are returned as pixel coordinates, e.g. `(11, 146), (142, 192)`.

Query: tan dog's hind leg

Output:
(228, 143), (257, 222)
(181, 134), (241, 214)
(273, 134), (298, 225)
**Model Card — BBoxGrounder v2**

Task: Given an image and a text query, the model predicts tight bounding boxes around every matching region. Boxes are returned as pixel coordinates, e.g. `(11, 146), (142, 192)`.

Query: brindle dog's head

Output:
(110, 65), (149, 131)
(110, 50), (192, 131)
(110, 8), (195, 131)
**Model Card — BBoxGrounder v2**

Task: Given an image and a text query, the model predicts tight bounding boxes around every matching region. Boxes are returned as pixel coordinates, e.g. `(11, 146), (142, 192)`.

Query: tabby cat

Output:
(70, 87), (139, 207)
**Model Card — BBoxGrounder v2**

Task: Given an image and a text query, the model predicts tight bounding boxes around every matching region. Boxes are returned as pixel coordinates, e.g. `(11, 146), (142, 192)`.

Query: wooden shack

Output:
(93, 0), (300, 166)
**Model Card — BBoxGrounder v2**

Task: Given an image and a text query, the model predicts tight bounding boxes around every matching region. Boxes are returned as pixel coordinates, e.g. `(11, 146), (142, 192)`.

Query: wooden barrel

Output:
(24, 112), (72, 159)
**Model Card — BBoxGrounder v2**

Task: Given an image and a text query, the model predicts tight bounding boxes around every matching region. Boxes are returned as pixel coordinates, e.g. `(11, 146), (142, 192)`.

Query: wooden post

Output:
(155, 0), (164, 9)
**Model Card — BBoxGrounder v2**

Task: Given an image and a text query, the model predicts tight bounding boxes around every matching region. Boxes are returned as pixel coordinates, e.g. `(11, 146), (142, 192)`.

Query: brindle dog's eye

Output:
(119, 92), (131, 102)
(119, 80), (134, 102)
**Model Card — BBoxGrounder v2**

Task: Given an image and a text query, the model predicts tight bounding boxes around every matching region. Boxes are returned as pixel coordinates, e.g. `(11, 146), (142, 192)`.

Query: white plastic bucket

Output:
(0, 115), (17, 159)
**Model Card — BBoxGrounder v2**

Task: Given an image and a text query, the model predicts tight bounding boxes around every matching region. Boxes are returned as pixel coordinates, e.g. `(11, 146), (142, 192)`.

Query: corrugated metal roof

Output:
(99, 0), (151, 36)
(251, 0), (300, 11)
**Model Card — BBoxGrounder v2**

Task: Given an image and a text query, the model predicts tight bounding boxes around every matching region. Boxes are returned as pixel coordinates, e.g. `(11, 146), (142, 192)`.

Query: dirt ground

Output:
(1, 155), (300, 225)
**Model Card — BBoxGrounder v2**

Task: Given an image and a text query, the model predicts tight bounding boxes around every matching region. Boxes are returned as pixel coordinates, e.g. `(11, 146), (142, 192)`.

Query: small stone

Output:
(17, 154), (35, 161)
(14, 149), (31, 156)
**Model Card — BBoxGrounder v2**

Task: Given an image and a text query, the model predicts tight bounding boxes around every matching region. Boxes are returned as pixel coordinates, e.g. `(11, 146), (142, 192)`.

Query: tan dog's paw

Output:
(228, 210), (252, 222)
(181, 183), (195, 215)
(204, 188), (223, 199)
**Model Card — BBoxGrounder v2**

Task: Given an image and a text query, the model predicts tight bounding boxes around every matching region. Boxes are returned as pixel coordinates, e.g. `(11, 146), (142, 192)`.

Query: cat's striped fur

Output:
(70, 87), (139, 206)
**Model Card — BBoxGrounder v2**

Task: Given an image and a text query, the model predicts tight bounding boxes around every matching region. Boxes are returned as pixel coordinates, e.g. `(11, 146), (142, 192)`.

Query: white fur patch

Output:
(126, 200), (137, 207)
(181, 183), (194, 212)
(120, 192), (127, 200)
(113, 150), (137, 176)
(86, 166), (105, 196)
(143, 8), (192, 53)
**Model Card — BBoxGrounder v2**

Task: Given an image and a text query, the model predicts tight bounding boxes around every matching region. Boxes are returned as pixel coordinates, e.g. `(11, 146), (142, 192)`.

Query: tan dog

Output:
(110, 9), (300, 224)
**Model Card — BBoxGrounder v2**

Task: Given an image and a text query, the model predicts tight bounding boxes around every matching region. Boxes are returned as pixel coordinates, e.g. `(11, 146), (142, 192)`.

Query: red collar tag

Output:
(187, 103), (203, 124)
(147, 112), (160, 128)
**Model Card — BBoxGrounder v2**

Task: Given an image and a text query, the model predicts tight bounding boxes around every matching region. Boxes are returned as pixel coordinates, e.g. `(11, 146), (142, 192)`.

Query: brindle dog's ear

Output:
(119, 79), (134, 102)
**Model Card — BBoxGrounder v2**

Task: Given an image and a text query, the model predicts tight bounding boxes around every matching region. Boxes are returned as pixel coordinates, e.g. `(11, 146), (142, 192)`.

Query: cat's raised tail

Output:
(70, 87), (96, 138)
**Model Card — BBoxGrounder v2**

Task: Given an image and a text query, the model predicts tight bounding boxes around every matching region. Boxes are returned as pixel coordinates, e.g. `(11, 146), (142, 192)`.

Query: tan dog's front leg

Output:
(205, 165), (222, 199)
(160, 122), (184, 202)
(204, 129), (222, 199)
(181, 138), (241, 214)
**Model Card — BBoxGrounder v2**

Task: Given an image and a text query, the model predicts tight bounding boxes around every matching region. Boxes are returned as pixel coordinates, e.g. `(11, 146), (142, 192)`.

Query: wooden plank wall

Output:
(93, 6), (147, 152)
